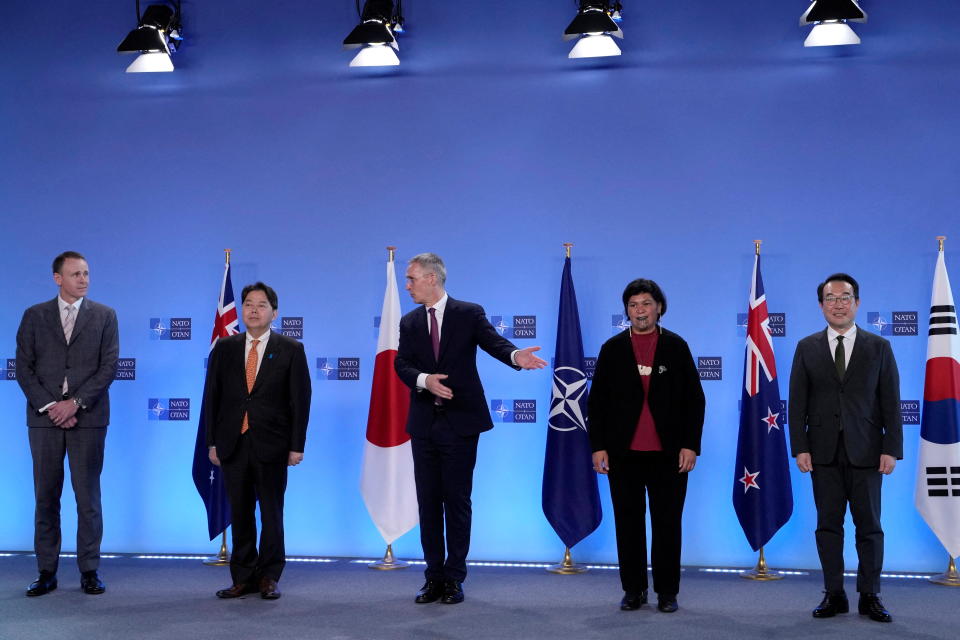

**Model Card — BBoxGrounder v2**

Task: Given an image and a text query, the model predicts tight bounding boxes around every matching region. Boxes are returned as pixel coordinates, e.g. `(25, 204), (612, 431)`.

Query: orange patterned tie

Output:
(241, 339), (260, 434)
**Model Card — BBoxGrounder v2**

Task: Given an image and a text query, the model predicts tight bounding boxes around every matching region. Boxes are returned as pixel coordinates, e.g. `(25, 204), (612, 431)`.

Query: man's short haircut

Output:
(241, 282), (279, 310)
(622, 278), (667, 317)
(817, 273), (860, 302)
(409, 253), (447, 286)
(52, 251), (86, 274)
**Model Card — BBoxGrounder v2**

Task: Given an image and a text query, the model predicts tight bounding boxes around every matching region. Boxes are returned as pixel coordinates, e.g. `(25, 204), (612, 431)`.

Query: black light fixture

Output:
(800, 0), (867, 47)
(563, 1), (624, 59)
(343, 0), (405, 67)
(117, 1), (183, 72)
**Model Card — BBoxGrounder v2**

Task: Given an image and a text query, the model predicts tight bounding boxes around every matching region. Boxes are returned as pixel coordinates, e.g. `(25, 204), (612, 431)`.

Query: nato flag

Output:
(542, 256), (602, 548)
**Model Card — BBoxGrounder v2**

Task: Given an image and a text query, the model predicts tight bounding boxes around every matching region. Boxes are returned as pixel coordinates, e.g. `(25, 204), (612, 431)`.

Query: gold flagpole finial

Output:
(937, 236), (946, 252)
(224, 249), (232, 265)
(563, 242), (573, 259)
(386, 246), (396, 262)
(753, 240), (762, 256)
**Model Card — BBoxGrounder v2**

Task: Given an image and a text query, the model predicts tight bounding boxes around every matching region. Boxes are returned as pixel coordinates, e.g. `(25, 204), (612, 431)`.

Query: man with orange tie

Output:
(204, 282), (311, 600)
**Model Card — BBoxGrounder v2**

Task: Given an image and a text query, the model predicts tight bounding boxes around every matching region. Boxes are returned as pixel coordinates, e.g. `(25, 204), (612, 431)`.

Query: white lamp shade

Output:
(804, 22), (861, 47)
(349, 44), (400, 67)
(125, 52), (175, 73)
(568, 33), (622, 59)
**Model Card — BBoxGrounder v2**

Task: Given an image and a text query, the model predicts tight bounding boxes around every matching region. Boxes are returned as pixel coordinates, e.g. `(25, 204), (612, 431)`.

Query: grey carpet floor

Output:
(0, 554), (957, 640)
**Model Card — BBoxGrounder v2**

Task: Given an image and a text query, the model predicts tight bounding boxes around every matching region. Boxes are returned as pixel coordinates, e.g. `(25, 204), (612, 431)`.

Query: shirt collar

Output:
(827, 324), (857, 342)
(428, 293), (449, 315)
(247, 329), (271, 346)
(58, 295), (83, 311)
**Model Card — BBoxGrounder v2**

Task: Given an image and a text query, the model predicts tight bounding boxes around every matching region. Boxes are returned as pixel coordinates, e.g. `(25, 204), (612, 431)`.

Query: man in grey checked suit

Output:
(16, 251), (119, 596)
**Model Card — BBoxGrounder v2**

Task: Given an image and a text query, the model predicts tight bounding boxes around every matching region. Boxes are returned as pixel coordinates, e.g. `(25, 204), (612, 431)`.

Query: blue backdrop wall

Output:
(1, 1), (958, 572)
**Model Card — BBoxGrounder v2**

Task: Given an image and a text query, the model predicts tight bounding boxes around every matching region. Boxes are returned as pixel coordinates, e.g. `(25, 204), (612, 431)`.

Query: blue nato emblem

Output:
(148, 398), (190, 420)
(697, 356), (722, 381)
(738, 312), (786, 337)
(490, 399), (537, 423)
(548, 366), (588, 432)
(611, 314), (631, 334)
(900, 400), (921, 425)
(3, 359), (15, 380)
(490, 315), (537, 339)
(150, 317), (192, 340)
(867, 311), (918, 336)
(115, 358), (136, 380)
(273, 317), (304, 340)
(316, 357), (360, 380)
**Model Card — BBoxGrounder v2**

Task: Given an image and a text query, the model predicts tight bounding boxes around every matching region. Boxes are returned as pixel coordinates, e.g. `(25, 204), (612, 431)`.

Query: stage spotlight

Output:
(117, 1), (183, 72)
(344, 0), (404, 67)
(564, 1), (623, 59)
(800, 0), (866, 47)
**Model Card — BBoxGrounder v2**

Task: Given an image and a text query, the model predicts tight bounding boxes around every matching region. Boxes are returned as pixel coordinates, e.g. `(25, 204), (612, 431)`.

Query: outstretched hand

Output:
(516, 347), (547, 370)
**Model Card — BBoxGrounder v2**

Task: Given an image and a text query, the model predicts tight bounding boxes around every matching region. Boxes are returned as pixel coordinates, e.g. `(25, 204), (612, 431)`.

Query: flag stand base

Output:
(740, 548), (783, 581)
(203, 533), (230, 566)
(547, 547), (588, 574)
(930, 557), (960, 587)
(368, 544), (409, 570)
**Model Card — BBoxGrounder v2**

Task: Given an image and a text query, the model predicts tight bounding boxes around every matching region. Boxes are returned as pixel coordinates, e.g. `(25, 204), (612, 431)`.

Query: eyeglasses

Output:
(823, 294), (855, 306)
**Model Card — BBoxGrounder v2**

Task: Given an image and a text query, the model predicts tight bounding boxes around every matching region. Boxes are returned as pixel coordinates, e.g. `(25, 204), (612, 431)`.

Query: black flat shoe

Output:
(620, 590), (647, 611)
(440, 581), (464, 604)
(80, 571), (105, 595)
(26, 571), (57, 597)
(858, 593), (892, 623)
(415, 580), (443, 604)
(812, 591), (849, 618)
(657, 595), (678, 613)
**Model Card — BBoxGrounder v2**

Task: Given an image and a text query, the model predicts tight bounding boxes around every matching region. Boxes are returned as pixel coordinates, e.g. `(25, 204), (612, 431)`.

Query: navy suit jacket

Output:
(204, 331), (311, 464)
(788, 326), (903, 467)
(395, 297), (519, 437)
(16, 297), (119, 428)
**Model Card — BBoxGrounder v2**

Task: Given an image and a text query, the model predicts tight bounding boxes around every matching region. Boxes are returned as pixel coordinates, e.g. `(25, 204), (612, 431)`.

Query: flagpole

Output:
(545, 242), (591, 575)
(201, 248), (234, 567)
(930, 555), (960, 586)
(366, 246), (411, 571)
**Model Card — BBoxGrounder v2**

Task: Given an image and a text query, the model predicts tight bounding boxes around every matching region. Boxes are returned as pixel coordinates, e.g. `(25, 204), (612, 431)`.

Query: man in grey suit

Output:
(789, 273), (902, 623)
(16, 251), (119, 597)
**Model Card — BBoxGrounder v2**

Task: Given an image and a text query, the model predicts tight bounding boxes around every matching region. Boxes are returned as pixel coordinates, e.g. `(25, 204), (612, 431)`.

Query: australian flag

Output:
(191, 257), (239, 540)
(733, 254), (793, 551)
(542, 256), (602, 548)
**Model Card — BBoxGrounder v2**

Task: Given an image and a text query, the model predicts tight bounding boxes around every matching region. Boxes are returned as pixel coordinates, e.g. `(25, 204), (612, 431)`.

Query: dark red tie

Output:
(429, 307), (440, 361)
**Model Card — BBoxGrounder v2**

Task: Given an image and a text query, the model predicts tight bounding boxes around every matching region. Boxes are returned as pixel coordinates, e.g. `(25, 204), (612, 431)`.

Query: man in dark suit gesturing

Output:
(205, 282), (311, 600)
(16, 251), (119, 597)
(395, 253), (546, 604)
(789, 273), (902, 623)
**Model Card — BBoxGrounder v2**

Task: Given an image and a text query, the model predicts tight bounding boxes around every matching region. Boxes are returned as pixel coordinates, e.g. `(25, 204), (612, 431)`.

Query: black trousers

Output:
(221, 433), (288, 585)
(811, 438), (884, 594)
(410, 413), (479, 583)
(28, 426), (107, 574)
(608, 450), (688, 597)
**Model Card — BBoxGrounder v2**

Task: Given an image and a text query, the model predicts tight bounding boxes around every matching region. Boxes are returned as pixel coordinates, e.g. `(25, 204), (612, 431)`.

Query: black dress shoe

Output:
(812, 591), (849, 618)
(26, 571), (57, 597)
(440, 581), (464, 604)
(415, 580), (443, 604)
(620, 590), (648, 610)
(259, 577), (281, 600)
(656, 594), (678, 613)
(858, 593), (892, 623)
(216, 582), (258, 599)
(80, 571), (105, 595)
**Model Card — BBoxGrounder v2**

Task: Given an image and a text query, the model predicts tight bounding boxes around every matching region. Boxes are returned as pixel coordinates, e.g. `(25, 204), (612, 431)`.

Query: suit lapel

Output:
(436, 298), (455, 365)
(44, 299), (67, 346)
(842, 325), (864, 382)
(250, 332), (279, 394)
(69, 300), (92, 345)
(815, 329), (843, 384)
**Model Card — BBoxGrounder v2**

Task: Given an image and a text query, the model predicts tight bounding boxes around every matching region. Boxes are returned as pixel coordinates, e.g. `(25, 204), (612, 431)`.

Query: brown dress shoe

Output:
(216, 582), (258, 599)
(259, 577), (281, 600)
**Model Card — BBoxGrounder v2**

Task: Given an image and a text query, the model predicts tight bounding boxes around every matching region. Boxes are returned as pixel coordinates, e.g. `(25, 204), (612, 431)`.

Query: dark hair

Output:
(621, 278), (667, 317)
(817, 273), (860, 302)
(52, 251), (86, 274)
(241, 282), (279, 310)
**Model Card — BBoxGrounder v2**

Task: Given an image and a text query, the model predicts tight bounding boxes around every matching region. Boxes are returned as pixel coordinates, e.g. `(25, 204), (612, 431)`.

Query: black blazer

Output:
(788, 326), (903, 467)
(395, 297), (519, 437)
(588, 327), (705, 456)
(16, 297), (119, 428)
(204, 331), (311, 464)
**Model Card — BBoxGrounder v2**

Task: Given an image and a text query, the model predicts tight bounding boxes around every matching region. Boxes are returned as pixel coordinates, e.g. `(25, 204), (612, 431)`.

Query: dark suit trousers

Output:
(221, 433), (288, 585)
(28, 426), (107, 574)
(608, 451), (688, 597)
(811, 439), (884, 594)
(411, 413), (479, 583)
